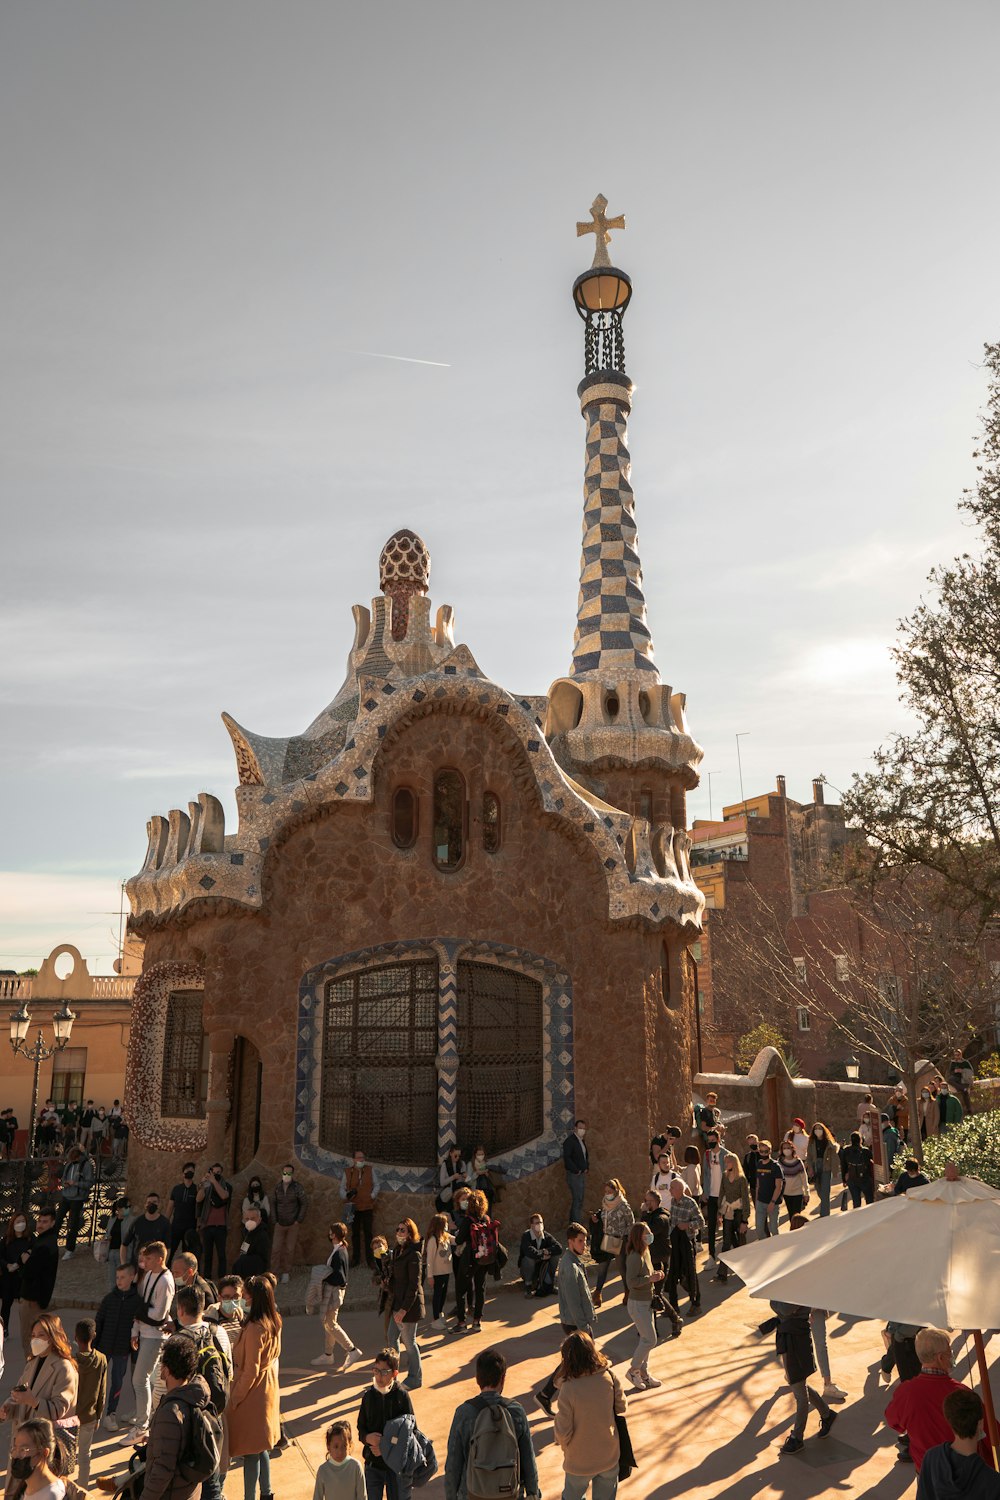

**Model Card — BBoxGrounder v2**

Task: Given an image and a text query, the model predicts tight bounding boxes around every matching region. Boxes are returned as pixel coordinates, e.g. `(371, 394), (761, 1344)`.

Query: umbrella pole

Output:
(973, 1330), (1000, 1471)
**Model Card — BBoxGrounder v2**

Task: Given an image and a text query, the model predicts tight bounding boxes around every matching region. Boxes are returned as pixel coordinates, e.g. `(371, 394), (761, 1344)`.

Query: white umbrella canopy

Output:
(721, 1175), (1000, 1330)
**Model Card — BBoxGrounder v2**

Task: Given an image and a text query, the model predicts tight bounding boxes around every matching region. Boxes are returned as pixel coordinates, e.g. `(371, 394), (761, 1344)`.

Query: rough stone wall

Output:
(127, 709), (695, 1261)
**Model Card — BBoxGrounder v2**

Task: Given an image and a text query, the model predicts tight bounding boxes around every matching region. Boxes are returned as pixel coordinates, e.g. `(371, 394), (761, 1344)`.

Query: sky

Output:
(1, 2), (998, 973)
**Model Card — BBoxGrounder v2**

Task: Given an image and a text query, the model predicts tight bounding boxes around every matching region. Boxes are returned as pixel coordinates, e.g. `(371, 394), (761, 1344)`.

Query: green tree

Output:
(845, 343), (1000, 927)
(735, 1021), (791, 1074)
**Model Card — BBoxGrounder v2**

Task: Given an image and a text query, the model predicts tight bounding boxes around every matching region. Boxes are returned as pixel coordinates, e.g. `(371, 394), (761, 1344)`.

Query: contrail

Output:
(345, 348), (451, 368)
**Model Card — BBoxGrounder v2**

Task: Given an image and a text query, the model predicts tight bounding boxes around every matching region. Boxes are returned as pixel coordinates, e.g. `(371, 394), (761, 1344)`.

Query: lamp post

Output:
(9, 999), (76, 1156)
(845, 1056), (860, 1083)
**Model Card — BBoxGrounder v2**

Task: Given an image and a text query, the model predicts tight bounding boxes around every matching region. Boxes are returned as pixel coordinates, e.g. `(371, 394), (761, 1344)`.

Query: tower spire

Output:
(569, 198), (657, 683)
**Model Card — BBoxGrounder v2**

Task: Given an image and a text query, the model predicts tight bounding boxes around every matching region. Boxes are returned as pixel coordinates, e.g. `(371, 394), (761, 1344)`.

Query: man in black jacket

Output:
(95, 1262), (143, 1431)
(773, 1301), (836, 1454)
(839, 1132), (875, 1209)
(358, 1347), (413, 1494)
(19, 1206), (59, 1357)
(518, 1215), (561, 1296)
(562, 1120), (589, 1225)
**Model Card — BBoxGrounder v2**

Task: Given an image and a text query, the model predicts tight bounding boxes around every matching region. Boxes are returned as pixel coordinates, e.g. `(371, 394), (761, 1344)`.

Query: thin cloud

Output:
(342, 349), (451, 368)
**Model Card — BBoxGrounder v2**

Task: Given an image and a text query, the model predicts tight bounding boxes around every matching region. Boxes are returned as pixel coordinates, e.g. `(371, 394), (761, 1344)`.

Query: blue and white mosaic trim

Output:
(294, 937), (574, 1194)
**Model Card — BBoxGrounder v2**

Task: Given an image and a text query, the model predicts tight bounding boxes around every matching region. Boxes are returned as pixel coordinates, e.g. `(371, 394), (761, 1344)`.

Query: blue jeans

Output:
(242, 1450), (271, 1500)
(365, 1468), (412, 1500)
(567, 1171), (586, 1224)
(815, 1169), (832, 1217)
(389, 1317), (422, 1389)
(105, 1353), (130, 1415)
(562, 1465), (619, 1499)
(755, 1200), (779, 1238)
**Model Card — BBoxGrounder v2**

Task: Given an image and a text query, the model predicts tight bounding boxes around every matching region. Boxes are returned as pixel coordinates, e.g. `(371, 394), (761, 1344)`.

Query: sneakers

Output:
(818, 1409), (838, 1438)
(103, 1413), (119, 1432)
(119, 1428), (147, 1447)
(310, 1353), (336, 1366)
(535, 1389), (554, 1418)
(431, 1317), (447, 1330)
(626, 1368), (647, 1389)
(592, 1291), (603, 1308)
(471, 1321), (482, 1333)
(342, 1348), (365, 1371)
(280, 1273), (289, 1284)
(62, 1250), (74, 1261)
(453, 1321), (467, 1334)
(779, 1435), (804, 1455)
(643, 1372), (662, 1388)
(823, 1383), (848, 1403)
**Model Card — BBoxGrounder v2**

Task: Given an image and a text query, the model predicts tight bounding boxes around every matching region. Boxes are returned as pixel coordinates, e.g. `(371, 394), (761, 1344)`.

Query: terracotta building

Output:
(121, 207), (705, 1257)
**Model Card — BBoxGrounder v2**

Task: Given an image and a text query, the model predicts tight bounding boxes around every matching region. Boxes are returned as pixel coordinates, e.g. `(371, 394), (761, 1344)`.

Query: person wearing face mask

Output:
(469, 1144), (501, 1213)
(920, 1084), (941, 1140)
(167, 1163), (201, 1262)
(448, 1192), (472, 1330)
(341, 1150), (380, 1270)
(197, 1164), (233, 1283)
(806, 1123), (837, 1217)
(55, 1147), (95, 1261)
(357, 1348), (413, 1498)
(590, 1180), (634, 1310)
(518, 1214), (561, 1298)
(313, 1419), (365, 1500)
(90, 1108), (109, 1160)
(623, 1221), (665, 1389)
(228, 1276), (282, 1500)
(126, 1193), (172, 1263)
(422, 1213), (454, 1330)
(1, 1315), (79, 1478)
(271, 1164), (307, 1285)
(312, 1223), (364, 1373)
(2, 1212), (33, 1335)
(715, 1155), (751, 1285)
(170, 1251), (218, 1325)
(779, 1141), (809, 1221)
(205, 1275), (246, 1350)
(436, 1147), (469, 1214)
(562, 1121), (590, 1226)
(7, 1416), (82, 1500)
(753, 1140), (785, 1239)
(241, 1179), (270, 1228)
(105, 1197), (134, 1286)
(387, 1221), (424, 1391)
(18, 1212), (60, 1362)
(232, 1208), (270, 1283)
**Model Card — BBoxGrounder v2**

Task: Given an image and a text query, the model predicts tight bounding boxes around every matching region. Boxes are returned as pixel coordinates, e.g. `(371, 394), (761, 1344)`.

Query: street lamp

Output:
(9, 999), (76, 1155)
(845, 1056), (861, 1083)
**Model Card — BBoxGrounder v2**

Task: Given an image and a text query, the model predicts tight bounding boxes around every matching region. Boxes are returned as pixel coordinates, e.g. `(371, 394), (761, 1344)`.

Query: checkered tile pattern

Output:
(571, 388), (658, 681)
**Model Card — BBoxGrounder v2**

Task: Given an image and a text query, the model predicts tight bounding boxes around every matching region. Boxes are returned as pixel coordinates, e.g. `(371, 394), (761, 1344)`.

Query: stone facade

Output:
(123, 227), (707, 1264)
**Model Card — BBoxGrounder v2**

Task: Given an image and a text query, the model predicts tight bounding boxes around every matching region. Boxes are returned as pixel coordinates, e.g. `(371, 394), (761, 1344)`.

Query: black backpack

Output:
(179, 1326), (231, 1415)
(163, 1393), (223, 1482)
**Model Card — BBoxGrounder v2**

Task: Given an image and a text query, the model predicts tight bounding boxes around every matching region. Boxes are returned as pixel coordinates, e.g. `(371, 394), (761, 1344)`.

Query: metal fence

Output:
(0, 1153), (127, 1244)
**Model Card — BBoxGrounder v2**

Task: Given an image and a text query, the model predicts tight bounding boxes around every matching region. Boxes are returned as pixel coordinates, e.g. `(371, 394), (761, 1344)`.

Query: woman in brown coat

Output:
(0, 1315), (78, 1498)
(553, 1330), (627, 1498)
(228, 1275), (282, 1500)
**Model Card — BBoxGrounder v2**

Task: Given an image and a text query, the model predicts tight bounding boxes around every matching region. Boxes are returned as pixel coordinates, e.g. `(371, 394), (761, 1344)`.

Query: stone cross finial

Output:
(576, 194), (626, 268)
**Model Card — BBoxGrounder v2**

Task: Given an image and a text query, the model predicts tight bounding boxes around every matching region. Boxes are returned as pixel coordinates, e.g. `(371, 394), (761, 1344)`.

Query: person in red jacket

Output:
(886, 1327), (992, 1472)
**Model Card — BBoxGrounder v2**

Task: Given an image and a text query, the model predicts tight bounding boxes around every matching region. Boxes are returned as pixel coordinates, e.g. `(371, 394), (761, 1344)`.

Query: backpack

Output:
(465, 1396), (520, 1500)
(180, 1325), (231, 1414)
(164, 1394), (223, 1481)
(469, 1217), (499, 1265)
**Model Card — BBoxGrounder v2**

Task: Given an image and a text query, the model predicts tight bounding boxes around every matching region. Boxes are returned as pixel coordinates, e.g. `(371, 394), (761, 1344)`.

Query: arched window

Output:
(433, 769), (466, 870)
(482, 791), (501, 854)
(161, 990), (209, 1118)
(320, 960), (438, 1164)
(391, 786), (418, 849)
(456, 961), (543, 1153)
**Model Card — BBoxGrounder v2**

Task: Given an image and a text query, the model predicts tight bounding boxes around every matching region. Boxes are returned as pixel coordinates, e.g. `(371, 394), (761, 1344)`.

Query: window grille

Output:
(433, 770), (466, 870)
(320, 960), (438, 1164)
(793, 957), (807, 984)
(796, 1006), (811, 1032)
(456, 961), (543, 1154)
(161, 991), (209, 1118)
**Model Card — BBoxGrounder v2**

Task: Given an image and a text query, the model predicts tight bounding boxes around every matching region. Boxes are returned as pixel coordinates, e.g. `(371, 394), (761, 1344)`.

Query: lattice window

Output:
(456, 961), (543, 1154)
(320, 960), (438, 1164)
(161, 991), (209, 1118)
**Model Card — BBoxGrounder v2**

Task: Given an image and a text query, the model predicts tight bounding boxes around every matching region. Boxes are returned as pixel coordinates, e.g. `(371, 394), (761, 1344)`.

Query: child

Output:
(313, 1420), (365, 1500)
(423, 1213), (453, 1330)
(370, 1236), (392, 1343)
(918, 1388), (998, 1498)
(75, 1316), (108, 1485)
(95, 1262), (141, 1430)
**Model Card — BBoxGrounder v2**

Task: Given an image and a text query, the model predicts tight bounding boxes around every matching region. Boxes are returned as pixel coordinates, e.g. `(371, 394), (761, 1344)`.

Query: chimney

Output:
(776, 774), (787, 798)
(812, 778), (825, 805)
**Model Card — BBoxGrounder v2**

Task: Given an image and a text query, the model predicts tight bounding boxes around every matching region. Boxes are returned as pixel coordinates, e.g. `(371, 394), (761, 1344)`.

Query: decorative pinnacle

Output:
(576, 194), (626, 269)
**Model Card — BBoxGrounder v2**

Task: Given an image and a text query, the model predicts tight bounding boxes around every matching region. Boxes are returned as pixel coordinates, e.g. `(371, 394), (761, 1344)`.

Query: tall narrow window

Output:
(51, 1047), (88, 1108)
(161, 991), (209, 1118)
(456, 961), (543, 1154)
(320, 960), (438, 1164)
(482, 792), (501, 854)
(433, 770), (466, 870)
(391, 787), (418, 849)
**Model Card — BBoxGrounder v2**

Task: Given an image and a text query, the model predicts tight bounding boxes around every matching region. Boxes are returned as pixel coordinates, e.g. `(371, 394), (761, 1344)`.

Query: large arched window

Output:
(433, 769), (466, 870)
(391, 786), (418, 849)
(456, 961), (543, 1153)
(320, 960), (438, 1164)
(161, 990), (209, 1118)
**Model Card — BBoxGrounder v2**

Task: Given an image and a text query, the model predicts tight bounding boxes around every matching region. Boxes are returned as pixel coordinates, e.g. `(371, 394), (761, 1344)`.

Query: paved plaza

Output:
(3, 1258), (994, 1498)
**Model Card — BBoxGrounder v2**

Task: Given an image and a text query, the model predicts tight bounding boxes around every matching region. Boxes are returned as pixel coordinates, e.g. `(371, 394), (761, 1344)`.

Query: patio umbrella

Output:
(721, 1172), (1000, 1461)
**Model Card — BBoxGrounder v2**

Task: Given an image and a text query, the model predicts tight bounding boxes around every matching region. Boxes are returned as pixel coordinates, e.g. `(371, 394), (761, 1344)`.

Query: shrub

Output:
(734, 1022), (790, 1075)
(907, 1109), (1000, 1189)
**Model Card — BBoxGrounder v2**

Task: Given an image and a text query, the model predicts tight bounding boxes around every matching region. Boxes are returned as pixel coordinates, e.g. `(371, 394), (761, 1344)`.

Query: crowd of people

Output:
(0, 1057), (988, 1500)
(0, 1101), (130, 1162)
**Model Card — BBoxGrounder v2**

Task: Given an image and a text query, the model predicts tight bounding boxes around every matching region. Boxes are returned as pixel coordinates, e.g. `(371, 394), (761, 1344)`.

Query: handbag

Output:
(615, 1411), (637, 1480)
(93, 1230), (110, 1264)
(269, 1422), (290, 1458)
(601, 1232), (623, 1256)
